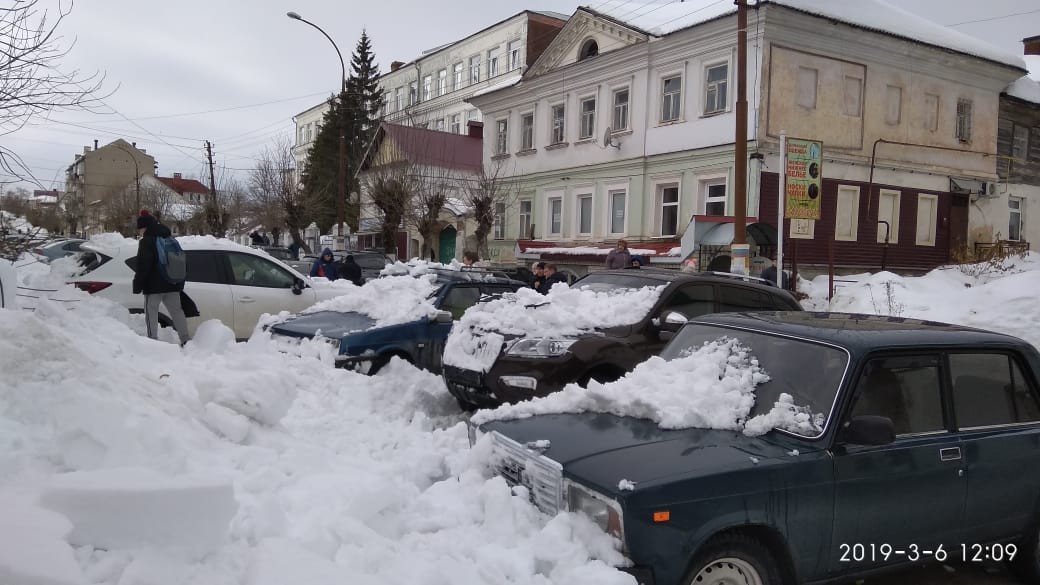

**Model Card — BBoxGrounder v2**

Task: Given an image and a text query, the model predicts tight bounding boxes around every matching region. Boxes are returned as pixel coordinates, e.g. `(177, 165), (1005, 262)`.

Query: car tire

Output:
(682, 534), (782, 585)
(1011, 523), (1040, 583)
(369, 353), (410, 376)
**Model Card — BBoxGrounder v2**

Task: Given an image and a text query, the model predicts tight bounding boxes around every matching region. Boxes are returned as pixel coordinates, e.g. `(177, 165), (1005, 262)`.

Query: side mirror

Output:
(652, 311), (687, 332)
(434, 310), (453, 323)
(291, 278), (305, 295)
(841, 415), (895, 446)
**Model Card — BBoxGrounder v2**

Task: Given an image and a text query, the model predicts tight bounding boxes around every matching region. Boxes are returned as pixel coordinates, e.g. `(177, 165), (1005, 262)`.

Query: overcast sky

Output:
(6, 0), (1039, 193)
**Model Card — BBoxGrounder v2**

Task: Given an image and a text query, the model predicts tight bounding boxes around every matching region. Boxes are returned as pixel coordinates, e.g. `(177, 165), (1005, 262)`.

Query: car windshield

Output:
(660, 324), (849, 438)
(571, 273), (662, 293)
(354, 255), (387, 269)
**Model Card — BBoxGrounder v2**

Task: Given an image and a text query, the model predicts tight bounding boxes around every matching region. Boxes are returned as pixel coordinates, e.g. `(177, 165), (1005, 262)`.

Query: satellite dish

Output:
(602, 127), (621, 149)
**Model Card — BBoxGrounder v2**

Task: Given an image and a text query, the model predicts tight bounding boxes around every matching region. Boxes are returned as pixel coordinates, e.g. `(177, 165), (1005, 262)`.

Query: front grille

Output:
(444, 365), (483, 387)
(490, 432), (563, 515)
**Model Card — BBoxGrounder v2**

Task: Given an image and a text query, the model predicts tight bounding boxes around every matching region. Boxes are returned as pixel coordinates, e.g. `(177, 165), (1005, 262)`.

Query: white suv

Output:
(69, 238), (346, 339)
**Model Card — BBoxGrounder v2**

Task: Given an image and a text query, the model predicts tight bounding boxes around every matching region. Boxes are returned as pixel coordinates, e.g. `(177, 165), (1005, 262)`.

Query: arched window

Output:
(578, 39), (599, 61)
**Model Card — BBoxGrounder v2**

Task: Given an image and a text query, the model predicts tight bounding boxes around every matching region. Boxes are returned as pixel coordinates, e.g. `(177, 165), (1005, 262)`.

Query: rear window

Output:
(354, 254), (388, 269)
(77, 252), (111, 274)
(572, 273), (662, 293)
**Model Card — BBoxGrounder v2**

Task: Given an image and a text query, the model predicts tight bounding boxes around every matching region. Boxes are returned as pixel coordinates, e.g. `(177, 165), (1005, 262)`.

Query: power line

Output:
(115, 91), (333, 121)
(946, 8), (1040, 27)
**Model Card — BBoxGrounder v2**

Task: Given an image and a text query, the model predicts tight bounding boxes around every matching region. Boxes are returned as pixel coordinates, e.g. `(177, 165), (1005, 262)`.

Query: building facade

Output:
(469, 2), (1027, 275)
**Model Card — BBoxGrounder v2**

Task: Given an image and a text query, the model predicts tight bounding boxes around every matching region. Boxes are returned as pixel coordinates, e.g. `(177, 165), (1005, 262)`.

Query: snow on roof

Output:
(1006, 76), (1040, 104)
(532, 10), (570, 21)
(301, 273), (442, 328)
(470, 74), (522, 99)
(593, 0), (1026, 69)
(528, 245), (661, 256)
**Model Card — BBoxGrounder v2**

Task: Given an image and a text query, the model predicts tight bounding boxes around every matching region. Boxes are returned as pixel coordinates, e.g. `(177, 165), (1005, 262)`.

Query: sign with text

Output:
(785, 138), (823, 220)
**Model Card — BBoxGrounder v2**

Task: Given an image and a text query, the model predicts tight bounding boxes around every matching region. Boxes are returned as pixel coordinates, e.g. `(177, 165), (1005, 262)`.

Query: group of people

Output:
(530, 262), (568, 294)
(309, 248), (365, 286)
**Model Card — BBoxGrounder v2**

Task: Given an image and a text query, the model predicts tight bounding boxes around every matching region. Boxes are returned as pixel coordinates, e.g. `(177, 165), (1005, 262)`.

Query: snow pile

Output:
(380, 258), (461, 277)
(474, 336), (807, 437)
(530, 246), (661, 256)
(802, 252), (1040, 348)
(444, 283), (666, 372)
(0, 491), (86, 585)
(300, 273), (441, 328)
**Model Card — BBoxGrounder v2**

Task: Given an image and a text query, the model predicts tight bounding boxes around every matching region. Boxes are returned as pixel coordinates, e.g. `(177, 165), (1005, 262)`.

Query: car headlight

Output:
(505, 338), (577, 357)
(566, 482), (624, 540)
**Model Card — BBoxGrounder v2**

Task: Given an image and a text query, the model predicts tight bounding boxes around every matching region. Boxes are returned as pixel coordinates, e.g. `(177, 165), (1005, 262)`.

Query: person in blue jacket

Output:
(310, 248), (339, 280)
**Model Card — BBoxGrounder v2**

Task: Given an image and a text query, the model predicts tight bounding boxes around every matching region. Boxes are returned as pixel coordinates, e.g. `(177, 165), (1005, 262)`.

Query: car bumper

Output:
(443, 357), (580, 408)
(334, 353), (377, 374)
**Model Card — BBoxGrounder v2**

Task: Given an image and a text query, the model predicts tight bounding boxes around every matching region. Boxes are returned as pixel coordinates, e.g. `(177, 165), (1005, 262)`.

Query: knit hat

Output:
(136, 210), (156, 230)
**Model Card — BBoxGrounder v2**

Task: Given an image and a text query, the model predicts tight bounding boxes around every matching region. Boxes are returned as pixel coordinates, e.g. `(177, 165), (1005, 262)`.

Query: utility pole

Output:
(205, 140), (220, 235)
(732, 0), (750, 275)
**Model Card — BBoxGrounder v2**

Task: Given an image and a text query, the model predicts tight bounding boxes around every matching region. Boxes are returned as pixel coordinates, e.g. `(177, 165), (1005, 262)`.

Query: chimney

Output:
(173, 172), (182, 180)
(466, 120), (484, 139)
(94, 139), (98, 150)
(1025, 35), (1040, 55)
(132, 142), (137, 148)
(391, 60), (405, 72)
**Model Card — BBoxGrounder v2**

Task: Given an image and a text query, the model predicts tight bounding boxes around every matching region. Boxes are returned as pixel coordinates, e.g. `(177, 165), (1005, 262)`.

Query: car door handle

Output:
(238, 296), (256, 303)
(939, 447), (962, 462)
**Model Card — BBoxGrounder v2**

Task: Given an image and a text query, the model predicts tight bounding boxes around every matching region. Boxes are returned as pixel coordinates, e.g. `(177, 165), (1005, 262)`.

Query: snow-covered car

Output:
(31, 238), (86, 262)
(68, 237), (346, 339)
(0, 259), (16, 309)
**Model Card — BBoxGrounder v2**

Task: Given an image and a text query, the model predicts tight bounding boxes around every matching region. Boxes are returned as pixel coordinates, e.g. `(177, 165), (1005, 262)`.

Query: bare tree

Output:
(363, 162), (414, 256)
(249, 138), (314, 253)
(464, 158), (519, 259)
(403, 133), (459, 260)
(0, 1), (108, 186)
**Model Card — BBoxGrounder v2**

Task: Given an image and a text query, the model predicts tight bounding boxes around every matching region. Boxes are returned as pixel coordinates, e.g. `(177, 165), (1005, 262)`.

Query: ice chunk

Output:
(617, 479), (636, 492)
(246, 538), (376, 585)
(39, 467), (237, 556)
(0, 491), (87, 585)
(188, 319), (236, 354)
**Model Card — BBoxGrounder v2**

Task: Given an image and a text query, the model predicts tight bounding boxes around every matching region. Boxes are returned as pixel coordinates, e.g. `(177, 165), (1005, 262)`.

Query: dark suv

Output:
(444, 269), (800, 409)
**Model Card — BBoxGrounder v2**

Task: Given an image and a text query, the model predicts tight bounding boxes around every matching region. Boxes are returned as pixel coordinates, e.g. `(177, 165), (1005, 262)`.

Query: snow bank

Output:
(300, 273), (441, 328)
(0, 491), (86, 585)
(380, 258), (461, 277)
(444, 283), (665, 372)
(531, 246), (661, 256)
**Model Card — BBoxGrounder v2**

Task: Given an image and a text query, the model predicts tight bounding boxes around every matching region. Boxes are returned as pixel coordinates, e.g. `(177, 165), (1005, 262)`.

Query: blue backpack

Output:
(155, 236), (187, 285)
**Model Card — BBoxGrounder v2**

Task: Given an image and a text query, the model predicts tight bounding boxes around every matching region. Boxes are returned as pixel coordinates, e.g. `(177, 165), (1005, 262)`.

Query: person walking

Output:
(338, 254), (364, 286)
(310, 248), (339, 280)
(605, 240), (632, 269)
(537, 263), (568, 294)
(132, 211), (190, 345)
(530, 261), (546, 291)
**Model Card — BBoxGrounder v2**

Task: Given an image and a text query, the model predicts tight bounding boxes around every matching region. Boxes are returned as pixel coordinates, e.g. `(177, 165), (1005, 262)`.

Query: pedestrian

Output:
(132, 210), (190, 345)
(462, 250), (479, 266)
(261, 233), (271, 246)
(538, 263), (568, 294)
(604, 239), (631, 269)
(288, 241), (302, 260)
(249, 230), (263, 245)
(627, 258), (642, 269)
(531, 261), (546, 291)
(761, 253), (790, 289)
(310, 248), (339, 280)
(338, 254), (364, 286)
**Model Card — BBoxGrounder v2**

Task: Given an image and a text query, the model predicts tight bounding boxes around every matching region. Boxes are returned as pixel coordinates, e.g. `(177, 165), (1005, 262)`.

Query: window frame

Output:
(612, 87), (630, 131)
(394, 87), (403, 112)
(508, 40), (521, 71)
(518, 199), (533, 239)
(1009, 196), (1024, 242)
(579, 96), (596, 140)
(703, 62), (729, 115)
(947, 350), (1040, 431)
(495, 118), (509, 155)
(409, 81), (418, 106)
(493, 202), (506, 240)
(576, 193), (593, 236)
(702, 179), (727, 216)
(548, 195), (563, 236)
(843, 75), (863, 118)
(661, 74), (683, 123)
(877, 189), (901, 244)
(437, 68), (447, 96)
(550, 103), (566, 145)
(835, 185), (861, 242)
(422, 75), (432, 101)
(956, 99), (973, 143)
(1012, 123), (1030, 160)
(469, 55), (482, 84)
(450, 113), (461, 135)
(924, 93), (940, 132)
(520, 112), (535, 151)
(453, 62), (464, 91)
(608, 188), (627, 235)
(915, 193), (938, 247)
(847, 353), (949, 439)
(659, 184), (680, 236)
(487, 47), (499, 78)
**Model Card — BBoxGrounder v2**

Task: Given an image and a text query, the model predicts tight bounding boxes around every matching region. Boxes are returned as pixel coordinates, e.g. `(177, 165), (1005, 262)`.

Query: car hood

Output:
(482, 413), (806, 495)
(269, 310), (376, 339)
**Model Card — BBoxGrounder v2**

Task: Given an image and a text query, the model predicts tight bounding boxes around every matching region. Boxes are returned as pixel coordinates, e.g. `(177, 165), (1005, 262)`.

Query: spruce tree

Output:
(300, 94), (343, 233)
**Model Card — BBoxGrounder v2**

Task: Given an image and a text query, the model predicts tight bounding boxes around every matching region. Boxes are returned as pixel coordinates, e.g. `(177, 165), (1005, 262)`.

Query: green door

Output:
(438, 225), (457, 263)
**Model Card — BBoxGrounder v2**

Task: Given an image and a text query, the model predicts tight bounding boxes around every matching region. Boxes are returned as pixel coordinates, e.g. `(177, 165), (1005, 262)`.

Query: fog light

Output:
(499, 375), (537, 390)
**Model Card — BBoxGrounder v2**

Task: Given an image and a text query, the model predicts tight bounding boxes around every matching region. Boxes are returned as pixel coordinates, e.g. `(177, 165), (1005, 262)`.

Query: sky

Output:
(4, 0), (1039, 195)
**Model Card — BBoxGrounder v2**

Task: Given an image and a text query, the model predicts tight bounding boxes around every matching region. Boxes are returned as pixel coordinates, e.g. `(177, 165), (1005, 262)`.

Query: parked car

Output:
(480, 312), (1040, 585)
(0, 259), (16, 309)
(444, 268), (801, 410)
(32, 238), (86, 262)
(252, 245), (294, 262)
(286, 250), (391, 283)
(68, 239), (345, 340)
(268, 268), (526, 374)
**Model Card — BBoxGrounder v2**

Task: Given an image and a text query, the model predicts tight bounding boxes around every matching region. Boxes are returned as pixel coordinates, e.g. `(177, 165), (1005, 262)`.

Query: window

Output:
(467, 109), (478, 122)
(580, 97), (596, 139)
(520, 113), (534, 150)
(228, 253), (295, 288)
(704, 181), (726, 216)
(551, 104), (566, 144)
(508, 40), (521, 71)
(487, 48), (499, 78)
(717, 286), (771, 313)
(453, 62), (464, 90)
(843, 76), (862, 117)
(704, 64), (728, 115)
(495, 119), (508, 155)
(951, 353), (1040, 428)
(519, 200), (532, 239)
(450, 114), (461, 134)
(470, 55), (481, 84)
(797, 67), (817, 109)
(835, 185), (860, 242)
(549, 197), (563, 235)
(422, 75), (432, 101)
(494, 202), (506, 240)
(916, 193), (938, 246)
(1013, 124), (1030, 160)
(435, 118), (445, 132)
(925, 93), (939, 132)
(662, 285), (715, 320)
(409, 81), (418, 106)
(394, 88), (403, 112)
(609, 189), (626, 234)
(1009, 197), (1023, 241)
(956, 99), (973, 142)
(877, 189), (900, 243)
(612, 88), (629, 131)
(437, 69), (447, 96)
(579, 39), (599, 61)
(305, 124), (312, 142)
(850, 356), (945, 437)
(660, 185), (679, 236)
(662, 76), (682, 122)
(885, 85), (902, 125)
(184, 251), (224, 284)
(577, 194), (593, 234)
(441, 285), (481, 320)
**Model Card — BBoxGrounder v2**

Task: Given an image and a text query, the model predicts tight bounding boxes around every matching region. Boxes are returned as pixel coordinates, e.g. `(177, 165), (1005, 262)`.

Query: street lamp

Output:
(287, 11), (348, 249)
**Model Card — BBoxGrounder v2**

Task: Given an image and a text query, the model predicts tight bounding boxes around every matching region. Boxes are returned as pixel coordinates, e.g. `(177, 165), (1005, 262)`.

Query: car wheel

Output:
(369, 353), (410, 375)
(1011, 523), (1040, 582)
(683, 534), (782, 585)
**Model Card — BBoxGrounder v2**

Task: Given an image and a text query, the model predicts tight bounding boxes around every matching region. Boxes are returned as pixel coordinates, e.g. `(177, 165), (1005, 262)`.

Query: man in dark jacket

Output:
(133, 211), (190, 345)
(338, 255), (364, 286)
(310, 248), (339, 280)
(537, 263), (568, 294)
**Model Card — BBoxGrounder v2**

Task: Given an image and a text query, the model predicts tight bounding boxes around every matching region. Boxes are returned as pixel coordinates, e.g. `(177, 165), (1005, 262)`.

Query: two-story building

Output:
(469, 1), (1028, 276)
(65, 139), (156, 234)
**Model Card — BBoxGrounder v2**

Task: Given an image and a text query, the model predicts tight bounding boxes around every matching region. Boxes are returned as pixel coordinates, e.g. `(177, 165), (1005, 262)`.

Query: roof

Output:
(369, 122), (482, 173)
(517, 240), (681, 263)
(692, 311), (1028, 351)
(1005, 76), (1040, 105)
(156, 176), (210, 195)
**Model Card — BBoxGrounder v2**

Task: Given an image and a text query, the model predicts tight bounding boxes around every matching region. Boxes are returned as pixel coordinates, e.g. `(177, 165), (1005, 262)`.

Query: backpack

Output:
(155, 236), (187, 285)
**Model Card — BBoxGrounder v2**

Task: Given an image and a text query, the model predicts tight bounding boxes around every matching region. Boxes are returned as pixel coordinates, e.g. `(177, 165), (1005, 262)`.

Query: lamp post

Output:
(287, 11), (348, 249)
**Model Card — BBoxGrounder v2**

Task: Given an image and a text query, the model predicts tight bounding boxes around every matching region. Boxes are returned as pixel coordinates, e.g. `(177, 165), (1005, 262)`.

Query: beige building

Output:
(65, 139), (156, 234)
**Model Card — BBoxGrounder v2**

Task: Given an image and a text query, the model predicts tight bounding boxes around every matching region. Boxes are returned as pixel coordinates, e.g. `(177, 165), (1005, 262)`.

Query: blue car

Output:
(268, 267), (526, 374)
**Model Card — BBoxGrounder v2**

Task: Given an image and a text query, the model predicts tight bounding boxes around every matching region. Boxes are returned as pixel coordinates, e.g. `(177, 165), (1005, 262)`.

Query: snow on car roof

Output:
(300, 273), (442, 329)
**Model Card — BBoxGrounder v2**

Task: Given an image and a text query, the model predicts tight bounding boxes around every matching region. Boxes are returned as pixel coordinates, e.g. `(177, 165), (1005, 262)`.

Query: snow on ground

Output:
(802, 252), (1040, 349)
(0, 275), (633, 584)
(443, 283), (666, 372)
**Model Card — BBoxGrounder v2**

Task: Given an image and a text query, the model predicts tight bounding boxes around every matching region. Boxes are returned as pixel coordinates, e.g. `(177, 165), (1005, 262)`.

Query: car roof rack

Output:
(698, 271), (775, 285)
